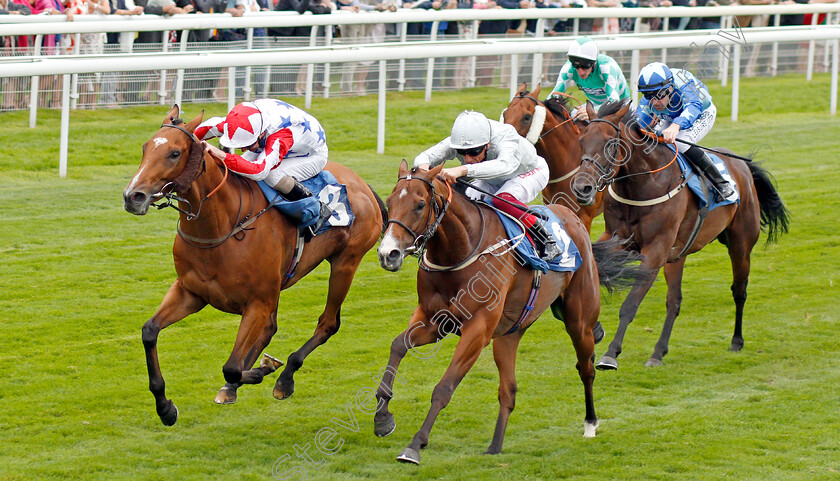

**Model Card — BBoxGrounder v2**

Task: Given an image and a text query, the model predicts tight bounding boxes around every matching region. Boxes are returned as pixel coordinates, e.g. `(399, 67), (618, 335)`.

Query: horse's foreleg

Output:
(646, 257), (687, 367)
(485, 331), (524, 455)
(142, 280), (207, 426)
(374, 308), (440, 438)
(597, 260), (662, 371)
(275, 258), (361, 400)
(215, 308), (279, 405)
(398, 321), (492, 465)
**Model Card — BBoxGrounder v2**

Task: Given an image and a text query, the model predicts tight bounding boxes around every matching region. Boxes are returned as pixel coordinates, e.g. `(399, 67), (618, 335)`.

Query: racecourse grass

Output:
(1, 73), (839, 480)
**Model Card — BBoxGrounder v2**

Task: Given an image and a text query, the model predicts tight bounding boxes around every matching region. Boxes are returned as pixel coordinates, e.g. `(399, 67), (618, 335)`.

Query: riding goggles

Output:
(571, 59), (595, 70)
(455, 145), (487, 157)
(643, 88), (671, 101)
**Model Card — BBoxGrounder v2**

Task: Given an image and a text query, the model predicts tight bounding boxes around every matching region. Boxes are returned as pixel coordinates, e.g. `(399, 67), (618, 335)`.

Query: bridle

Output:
(150, 122), (230, 222)
(387, 173), (453, 260)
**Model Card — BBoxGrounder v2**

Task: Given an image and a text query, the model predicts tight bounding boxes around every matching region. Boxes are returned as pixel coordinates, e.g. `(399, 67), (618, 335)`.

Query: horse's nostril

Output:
(130, 192), (147, 205)
(387, 249), (401, 261)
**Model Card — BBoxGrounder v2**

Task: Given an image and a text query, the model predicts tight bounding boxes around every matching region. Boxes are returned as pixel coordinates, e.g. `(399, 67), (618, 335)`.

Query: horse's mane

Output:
(596, 99), (648, 139)
(544, 95), (573, 119)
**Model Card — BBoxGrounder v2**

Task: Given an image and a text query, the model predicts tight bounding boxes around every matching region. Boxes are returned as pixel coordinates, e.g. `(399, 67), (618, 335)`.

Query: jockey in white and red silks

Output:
(197, 98), (332, 231)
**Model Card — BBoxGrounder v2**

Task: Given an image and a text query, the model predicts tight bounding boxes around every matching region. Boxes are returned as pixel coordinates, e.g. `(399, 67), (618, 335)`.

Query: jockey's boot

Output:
(527, 221), (561, 261)
(274, 176), (333, 236)
(685, 146), (735, 201)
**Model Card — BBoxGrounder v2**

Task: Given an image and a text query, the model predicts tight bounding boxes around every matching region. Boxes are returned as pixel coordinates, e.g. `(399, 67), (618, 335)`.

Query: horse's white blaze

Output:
(583, 420), (599, 438)
(153, 137), (169, 148)
(398, 188), (408, 199)
(126, 167), (145, 192)
(378, 231), (400, 258)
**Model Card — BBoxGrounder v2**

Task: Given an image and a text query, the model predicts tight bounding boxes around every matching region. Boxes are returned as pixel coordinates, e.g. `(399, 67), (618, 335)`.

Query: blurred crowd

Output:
(1, 0), (837, 109)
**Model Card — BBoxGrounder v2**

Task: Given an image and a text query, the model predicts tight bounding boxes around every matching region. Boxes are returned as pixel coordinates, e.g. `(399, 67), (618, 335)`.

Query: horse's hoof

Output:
(159, 402), (179, 426)
(214, 385), (238, 404)
(730, 340), (744, 352)
(583, 419), (599, 438)
(396, 447), (421, 465)
(644, 357), (663, 367)
(593, 321), (605, 345)
(273, 383), (295, 401)
(260, 353), (284, 372)
(484, 446), (502, 455)
(374, 414), (396, 437)
(595, 355), (618, 370)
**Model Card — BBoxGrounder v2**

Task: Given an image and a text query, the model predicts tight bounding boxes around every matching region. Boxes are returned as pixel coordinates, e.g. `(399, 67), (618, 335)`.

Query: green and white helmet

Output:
(567, 36), (599, 64)
(449, 111), (491, 149)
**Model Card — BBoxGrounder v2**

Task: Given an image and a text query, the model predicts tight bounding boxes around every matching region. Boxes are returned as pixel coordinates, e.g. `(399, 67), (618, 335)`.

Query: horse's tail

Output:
(591, 235), (650, 294)
(367, 183), (389, 235)
(746, 161), (790, 245)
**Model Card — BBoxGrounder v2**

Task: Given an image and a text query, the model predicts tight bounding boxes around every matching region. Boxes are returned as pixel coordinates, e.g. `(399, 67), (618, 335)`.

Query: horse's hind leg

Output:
(274, 256), (362, 400)
(485, 331), (524, 455)
(727, 234), (755, 352)
(142, 280), (207, 426)
(215, 309), (281, 405)
(646, 257), (687, 367)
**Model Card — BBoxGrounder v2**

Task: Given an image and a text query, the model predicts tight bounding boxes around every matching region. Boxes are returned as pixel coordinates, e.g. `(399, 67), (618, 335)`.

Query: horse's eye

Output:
(416, 201), (426, 211)
(169, 149), (182, 161)
(523, 114), (532, 123)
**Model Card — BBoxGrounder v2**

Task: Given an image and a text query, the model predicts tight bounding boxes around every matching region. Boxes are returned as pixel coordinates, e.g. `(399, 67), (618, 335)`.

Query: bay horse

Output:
(122, 105), (386, 425)
(372, 160), (643, 464)
(575, 100), (789, 370)
(502, 83), (604, 232)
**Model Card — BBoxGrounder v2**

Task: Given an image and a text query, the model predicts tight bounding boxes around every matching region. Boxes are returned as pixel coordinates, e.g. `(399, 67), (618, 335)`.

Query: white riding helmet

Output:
(449, 111), (491, 150)
(567, 36), (599, 63)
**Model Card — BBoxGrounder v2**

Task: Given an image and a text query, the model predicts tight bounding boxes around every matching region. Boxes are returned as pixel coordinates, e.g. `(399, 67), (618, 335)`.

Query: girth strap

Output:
(505, 270), (542, 336)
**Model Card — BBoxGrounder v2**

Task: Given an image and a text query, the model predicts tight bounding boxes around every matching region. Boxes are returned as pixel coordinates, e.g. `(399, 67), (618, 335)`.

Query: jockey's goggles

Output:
(643, 87), (671, 100)
(455, 144), (487, 157)
(570, 59), (595, 70)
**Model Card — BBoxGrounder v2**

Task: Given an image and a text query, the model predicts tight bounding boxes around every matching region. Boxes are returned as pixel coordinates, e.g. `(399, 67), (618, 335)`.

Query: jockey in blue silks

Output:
(635, 62), (735, 201)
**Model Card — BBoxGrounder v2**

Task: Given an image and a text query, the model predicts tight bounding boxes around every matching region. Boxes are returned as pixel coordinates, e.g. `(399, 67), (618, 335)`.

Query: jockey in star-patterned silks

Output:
(198, 98), (333, 233)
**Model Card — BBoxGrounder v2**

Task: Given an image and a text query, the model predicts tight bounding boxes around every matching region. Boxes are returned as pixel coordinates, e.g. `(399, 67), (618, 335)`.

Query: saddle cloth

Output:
(489, 203), (582, 274)
(667, 144), (740, 211)
(256, 170), (354, 235)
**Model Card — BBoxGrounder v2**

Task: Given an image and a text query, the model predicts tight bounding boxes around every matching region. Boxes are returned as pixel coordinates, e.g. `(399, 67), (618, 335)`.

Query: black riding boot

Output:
(684, 146), (735, 201)
(527, 221), (561, 261)
(275, 177), (333, 237)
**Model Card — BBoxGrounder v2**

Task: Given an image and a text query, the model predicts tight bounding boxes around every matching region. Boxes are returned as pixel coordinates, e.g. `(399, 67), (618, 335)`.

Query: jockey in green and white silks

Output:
(548, 36), (631, 121)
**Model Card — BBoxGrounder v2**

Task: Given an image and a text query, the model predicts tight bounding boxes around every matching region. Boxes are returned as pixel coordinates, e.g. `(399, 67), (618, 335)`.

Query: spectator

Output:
(337, 0), (395, 96)
(585, 0), (619, 34)
(1, 0), (32, 110)
(272, 0), (333, 96)
(501, 0), (537, 87)
(27, 0), (63, 108)
(62, 0), (110, 108)
(101, 0), (143, 108)
(476, 0), (508, 86)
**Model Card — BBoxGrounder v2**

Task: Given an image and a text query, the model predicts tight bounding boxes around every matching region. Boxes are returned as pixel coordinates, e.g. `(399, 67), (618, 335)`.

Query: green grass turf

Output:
(0, 73), (839, 480)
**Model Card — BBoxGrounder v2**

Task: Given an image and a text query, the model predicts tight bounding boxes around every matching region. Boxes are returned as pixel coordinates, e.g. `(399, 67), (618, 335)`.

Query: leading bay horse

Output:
(502, 83), (605, 232)
(575, 100), (789, 370)
(123, 106), (386, 425)
(372, 161), (642, 464)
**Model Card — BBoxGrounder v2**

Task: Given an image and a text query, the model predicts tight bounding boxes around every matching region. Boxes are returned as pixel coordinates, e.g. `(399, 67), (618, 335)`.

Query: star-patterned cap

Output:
(220, 102), (264, 149)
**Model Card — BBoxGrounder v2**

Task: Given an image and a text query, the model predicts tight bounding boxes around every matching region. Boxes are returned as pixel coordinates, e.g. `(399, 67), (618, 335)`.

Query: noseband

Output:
(387, 173), (452, 258)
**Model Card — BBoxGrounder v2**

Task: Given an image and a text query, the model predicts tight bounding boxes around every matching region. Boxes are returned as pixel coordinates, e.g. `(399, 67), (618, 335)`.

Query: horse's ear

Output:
(398, 159), (409, 178)
(612, 100), (631, 123)
(516, 83), (527, 95)
(164, 104), (180, 125)
(185, 110), (205, 133)
(532, 83), (542, 98)
(585, 100), (597, 120)
(428, 163), (444, 178)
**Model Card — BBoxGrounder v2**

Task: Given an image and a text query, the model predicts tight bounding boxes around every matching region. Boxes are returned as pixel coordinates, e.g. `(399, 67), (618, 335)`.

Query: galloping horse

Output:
(372, 161), (642, 464)
(575, 100), (789, 370)
(123, 106), (386, 425)
(502, 83), (604, 231)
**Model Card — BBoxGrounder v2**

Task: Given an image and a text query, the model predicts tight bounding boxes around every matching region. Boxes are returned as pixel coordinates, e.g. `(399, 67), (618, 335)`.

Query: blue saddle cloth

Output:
(491, 204), (582, 274)
(256, 171), (354, 235)
(667, 144), (740, 211)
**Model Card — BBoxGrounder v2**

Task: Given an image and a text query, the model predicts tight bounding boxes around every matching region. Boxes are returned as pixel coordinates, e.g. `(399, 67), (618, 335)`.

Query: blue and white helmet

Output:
(637, 62), (674, 93)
